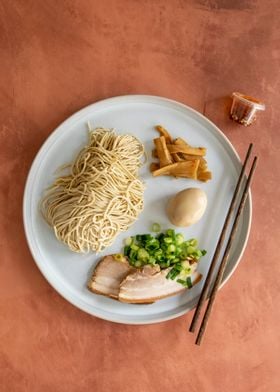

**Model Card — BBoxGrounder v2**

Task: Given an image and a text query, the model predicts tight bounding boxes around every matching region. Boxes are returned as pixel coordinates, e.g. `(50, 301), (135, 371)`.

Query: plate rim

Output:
(23, 94), (252, 324)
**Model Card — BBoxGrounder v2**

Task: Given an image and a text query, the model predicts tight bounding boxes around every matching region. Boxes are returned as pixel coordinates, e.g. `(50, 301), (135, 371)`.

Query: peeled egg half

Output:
(167, 188), (207, 227)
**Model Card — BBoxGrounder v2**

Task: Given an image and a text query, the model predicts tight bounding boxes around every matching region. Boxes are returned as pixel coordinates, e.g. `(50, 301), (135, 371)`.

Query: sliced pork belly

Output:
(88, 255), (135, 299)
(119, 264), (202, 304)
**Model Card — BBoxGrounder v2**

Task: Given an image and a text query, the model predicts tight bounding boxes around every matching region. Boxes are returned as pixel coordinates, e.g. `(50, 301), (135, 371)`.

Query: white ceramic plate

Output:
(23, 95), (251, 324)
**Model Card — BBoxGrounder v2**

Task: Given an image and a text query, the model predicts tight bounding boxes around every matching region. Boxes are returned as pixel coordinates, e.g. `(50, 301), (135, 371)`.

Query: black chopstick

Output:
(189, 143), (253, 333)
(195, 155), (258, 345)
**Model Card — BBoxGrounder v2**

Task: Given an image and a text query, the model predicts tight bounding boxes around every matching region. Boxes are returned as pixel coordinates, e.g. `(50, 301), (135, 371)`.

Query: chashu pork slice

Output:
(88, 255), (135, 299)
(119, 264), (202, 304)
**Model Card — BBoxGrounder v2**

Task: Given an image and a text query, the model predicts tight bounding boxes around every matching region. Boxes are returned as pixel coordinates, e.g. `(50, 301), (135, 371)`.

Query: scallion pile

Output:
(122, 227), (206, 287)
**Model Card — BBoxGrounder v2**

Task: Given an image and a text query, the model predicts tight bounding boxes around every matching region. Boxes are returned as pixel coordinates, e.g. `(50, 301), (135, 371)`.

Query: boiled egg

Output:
(167, 188), (207, 227)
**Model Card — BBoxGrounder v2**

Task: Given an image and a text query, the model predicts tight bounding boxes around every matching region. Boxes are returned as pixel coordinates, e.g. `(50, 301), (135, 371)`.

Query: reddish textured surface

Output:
(0, 1), (279, 391)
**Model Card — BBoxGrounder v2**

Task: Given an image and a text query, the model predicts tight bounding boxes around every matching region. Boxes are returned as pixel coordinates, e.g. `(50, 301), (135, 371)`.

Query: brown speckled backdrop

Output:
(0, 1), (279, 391)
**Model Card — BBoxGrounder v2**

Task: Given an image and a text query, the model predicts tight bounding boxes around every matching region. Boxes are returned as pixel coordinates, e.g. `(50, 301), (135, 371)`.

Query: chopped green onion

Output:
(181, 260), (190, 269)
(154, 249), (163, 258)
(129, 249), (138, 261)
(166, 229), (175, 239)
(151, 223), (161, 233)
(175, 247), (182, 256)
(124, 237), (132, 246)
(166, 268), (180, 280)
(186, 246), (195, 254)
(167, 244), (176, 253)
(145, 238), (160, 251)
(175, 233), (184, 245)
(156, 233), (164, 242)
(186, 277), (193, 288)
(114, 254), (124, 262)
(137, 248), (149, 260)
(177, 279), (187, 286)
(142, 234), (153, 241)
(159, 261), (170, 268)
(131, 244), (139, 251)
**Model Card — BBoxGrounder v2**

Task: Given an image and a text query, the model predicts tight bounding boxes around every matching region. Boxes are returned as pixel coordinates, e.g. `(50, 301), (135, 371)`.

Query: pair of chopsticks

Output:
(189, 143), (257, 345)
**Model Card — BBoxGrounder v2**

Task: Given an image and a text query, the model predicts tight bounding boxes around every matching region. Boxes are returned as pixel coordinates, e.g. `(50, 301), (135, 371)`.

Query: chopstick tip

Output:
(189, 325), (195, 333)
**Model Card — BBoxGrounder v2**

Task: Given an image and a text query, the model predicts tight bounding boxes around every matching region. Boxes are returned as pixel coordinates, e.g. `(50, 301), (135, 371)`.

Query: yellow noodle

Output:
(41, 127), (145, 252)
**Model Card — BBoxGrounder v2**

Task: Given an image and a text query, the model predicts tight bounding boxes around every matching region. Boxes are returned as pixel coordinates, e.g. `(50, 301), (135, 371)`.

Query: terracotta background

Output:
(0, 1), (279, 391)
